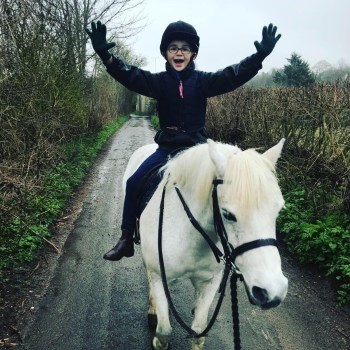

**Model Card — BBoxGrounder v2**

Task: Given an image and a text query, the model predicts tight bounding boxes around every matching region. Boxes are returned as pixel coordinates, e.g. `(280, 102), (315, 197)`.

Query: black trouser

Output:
(121, 147), (172, 233)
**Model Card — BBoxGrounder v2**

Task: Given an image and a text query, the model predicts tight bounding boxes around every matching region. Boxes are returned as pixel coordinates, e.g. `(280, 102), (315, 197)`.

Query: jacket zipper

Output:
(179, 80), (184, 99)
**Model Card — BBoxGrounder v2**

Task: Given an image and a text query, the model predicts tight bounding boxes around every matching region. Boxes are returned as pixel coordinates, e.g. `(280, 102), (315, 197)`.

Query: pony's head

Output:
(162, 139), (288, 308)
(208, 138), (288, 308)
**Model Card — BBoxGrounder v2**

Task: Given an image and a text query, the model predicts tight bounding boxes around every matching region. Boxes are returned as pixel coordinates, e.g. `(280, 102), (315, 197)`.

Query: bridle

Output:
(157, 178), (278, 349)
(178, 179), (278, 267)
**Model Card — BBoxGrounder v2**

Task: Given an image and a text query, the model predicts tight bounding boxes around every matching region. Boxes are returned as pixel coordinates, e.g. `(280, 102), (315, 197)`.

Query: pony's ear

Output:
(208, 139), (227, 178)
(262, 138), (285, 167)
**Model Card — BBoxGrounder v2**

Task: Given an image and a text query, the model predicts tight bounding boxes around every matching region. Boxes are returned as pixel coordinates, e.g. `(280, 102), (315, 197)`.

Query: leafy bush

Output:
(278, 187), (350, 304)
(150, 115), (160, 130)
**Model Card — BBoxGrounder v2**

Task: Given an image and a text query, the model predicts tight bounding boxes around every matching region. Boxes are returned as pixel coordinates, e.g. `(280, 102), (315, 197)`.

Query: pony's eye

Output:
(222, 209), (237, 222)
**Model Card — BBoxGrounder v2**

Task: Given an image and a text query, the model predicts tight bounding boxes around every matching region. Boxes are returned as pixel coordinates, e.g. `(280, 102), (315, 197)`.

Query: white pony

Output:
(123, 139), (288, 350)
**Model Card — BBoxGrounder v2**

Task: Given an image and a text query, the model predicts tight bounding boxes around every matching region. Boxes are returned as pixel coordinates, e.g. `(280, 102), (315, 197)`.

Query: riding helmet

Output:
(160, 20), (200, 55)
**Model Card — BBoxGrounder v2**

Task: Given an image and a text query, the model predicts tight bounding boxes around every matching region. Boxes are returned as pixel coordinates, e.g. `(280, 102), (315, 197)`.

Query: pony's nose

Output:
(252, 286), (283, 309)
(252, 286), (269, 304)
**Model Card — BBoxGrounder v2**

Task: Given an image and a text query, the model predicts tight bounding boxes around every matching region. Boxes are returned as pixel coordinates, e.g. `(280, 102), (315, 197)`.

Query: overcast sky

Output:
(126, 0), (349, 74)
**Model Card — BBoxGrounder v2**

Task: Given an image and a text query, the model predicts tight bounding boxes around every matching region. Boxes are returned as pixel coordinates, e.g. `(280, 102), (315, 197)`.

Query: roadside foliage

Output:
(0, 0), (144, 291)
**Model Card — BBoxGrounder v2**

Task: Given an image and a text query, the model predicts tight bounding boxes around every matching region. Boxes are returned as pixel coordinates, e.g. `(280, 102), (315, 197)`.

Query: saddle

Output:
(133, 147), (187, 244)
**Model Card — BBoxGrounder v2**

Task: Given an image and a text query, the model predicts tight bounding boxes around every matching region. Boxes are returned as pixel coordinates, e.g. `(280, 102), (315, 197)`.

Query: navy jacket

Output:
(105, 53), (263, 148)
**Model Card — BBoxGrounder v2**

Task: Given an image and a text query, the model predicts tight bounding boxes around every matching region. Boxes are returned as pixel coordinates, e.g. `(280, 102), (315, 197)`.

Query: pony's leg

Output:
(190, 275), (222, 350)
(146, 268), (158, 330)
(151, 278), (172, 350)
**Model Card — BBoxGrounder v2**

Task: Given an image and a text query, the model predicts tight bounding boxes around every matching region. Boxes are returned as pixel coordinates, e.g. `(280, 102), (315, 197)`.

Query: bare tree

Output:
(0, 0), (146, 167)
(64, 0), (146, 74)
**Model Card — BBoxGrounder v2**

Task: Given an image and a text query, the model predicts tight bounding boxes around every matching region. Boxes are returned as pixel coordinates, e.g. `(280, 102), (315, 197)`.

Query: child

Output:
(86, 20), (281, 261)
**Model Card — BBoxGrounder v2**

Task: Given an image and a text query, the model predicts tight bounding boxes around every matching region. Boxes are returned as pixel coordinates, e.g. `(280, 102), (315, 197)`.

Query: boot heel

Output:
(125, 249), (134, 257)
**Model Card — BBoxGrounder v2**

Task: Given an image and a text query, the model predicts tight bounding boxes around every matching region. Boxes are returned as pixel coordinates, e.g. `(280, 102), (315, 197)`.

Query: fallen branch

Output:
(0, 339), (18, 347)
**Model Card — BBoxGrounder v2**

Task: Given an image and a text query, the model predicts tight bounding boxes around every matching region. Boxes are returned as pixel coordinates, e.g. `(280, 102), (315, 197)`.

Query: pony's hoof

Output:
(148, 313), (158, 330)
(151, 337), (169, 350)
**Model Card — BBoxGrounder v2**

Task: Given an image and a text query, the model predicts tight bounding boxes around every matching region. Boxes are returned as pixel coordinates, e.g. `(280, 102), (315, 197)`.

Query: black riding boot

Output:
(103, 230), (134, 261)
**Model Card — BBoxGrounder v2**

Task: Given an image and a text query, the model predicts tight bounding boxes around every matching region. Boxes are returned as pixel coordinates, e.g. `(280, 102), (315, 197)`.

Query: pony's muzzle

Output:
(251, 286), (282, 309)
(252, 286), (270, 304)
(247, 276), (288, 309)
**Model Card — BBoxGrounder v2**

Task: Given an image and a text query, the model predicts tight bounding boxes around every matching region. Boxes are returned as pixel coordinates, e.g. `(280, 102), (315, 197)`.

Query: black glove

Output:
(254, 23), (281, 60)
(85, 21), (116, 61)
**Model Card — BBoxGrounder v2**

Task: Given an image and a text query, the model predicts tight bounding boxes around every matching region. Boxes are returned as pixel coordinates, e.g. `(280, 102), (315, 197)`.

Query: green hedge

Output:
(205, 82), (350, 304)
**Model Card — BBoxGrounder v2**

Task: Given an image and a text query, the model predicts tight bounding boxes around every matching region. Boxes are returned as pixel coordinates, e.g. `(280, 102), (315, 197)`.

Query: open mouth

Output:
(174, 59), (184, 64)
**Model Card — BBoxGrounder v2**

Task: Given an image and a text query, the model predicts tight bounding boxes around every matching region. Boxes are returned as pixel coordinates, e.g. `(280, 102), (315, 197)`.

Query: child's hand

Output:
(86, 21), (116, 61)
(254, 23), (281, 60)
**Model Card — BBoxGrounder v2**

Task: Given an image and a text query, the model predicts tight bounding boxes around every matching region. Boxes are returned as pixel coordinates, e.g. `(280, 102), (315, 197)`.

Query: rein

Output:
(157, 179), (278, 349)
(158, 185), (230, 339)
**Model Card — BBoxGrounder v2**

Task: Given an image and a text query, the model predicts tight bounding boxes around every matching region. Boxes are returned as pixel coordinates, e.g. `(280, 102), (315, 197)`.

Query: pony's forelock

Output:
(223, 149), (279, 216)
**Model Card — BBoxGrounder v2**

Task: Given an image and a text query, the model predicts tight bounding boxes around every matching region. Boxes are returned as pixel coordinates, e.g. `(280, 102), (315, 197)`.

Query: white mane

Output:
(161, 142), (281, 215)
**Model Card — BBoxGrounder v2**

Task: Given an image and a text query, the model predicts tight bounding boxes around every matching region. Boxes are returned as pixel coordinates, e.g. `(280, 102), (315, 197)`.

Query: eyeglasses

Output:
(167, 45), (192, 54)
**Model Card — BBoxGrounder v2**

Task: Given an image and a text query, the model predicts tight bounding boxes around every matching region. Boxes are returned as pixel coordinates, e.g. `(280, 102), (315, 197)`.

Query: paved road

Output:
(20, 117), (350, 350)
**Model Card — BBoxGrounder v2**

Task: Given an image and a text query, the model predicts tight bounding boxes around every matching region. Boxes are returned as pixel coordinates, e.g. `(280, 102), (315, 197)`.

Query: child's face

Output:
(166, 40), (196, 72)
